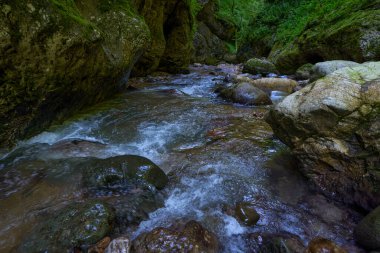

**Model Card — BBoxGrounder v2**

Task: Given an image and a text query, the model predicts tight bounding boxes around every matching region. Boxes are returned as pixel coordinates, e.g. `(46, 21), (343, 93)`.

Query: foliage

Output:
(215, 0), (377, 49)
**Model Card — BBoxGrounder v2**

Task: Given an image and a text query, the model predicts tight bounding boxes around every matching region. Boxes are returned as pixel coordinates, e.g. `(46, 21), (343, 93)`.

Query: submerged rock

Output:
(266, 62), (380, 210)
(245, 232), (305, 253)
(218, 82), (272, 105)
(305, 238), (346, 253)
(234, 202), (260, 226)
(243, 58), (279, 75)
(310, 60), (360, 81)
(354, 206), (380, 251)
(132, 220), (219, 253)
(19, 201), (115, 252)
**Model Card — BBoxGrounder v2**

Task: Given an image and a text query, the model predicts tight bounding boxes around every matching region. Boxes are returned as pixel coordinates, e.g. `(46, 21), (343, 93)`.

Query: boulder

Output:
(252, 78), (298, 93)
(83, 155), (169, 190)
(310, 60), (360, 81)
(0, 0), (150, 148)
(295, 63), (314, 80)
(305, 238), (346, 253)
(234, 202), (260, 226)
(243, 58), (279, 75)
(19, 201), (115, 252)
(354, 206), (380, 251)
(266, 62), (380, 210)
(218, 82), (272, 105)
(132, 220), (219, 253)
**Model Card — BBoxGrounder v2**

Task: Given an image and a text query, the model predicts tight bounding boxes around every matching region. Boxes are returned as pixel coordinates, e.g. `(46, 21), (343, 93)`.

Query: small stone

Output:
(305, 238), (346, 253)
(105, 237), (131, 253)
(235, 202), (260, 226)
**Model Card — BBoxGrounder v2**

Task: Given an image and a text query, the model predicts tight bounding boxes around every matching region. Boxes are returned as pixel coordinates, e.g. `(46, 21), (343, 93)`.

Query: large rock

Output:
(83, 155), (169, 190)
(269, 4), (380, 73)
(0, 1), (150, 148)
(132, 0), (194, 75)
(310, 60), (360, 81)
(251, 78), (298, 93)
(305, 238), (346, 253)
(243, 58), (279, 75)
(266, 62), (380, 210)
(19, 201), (115, 252)
(218, 82), (272, 105)
(132, 220), (219, 253)
(354, 206), (380, 251)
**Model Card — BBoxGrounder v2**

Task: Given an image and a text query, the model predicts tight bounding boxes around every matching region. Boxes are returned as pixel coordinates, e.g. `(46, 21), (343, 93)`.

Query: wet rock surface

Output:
(19, 201), (115, 252)
(132, 220), (219, 253)
(305, 238), (346, 253)
(217, 82), (272, 105)
(266, 62), (380, 210)
(244, 232), (305, 253)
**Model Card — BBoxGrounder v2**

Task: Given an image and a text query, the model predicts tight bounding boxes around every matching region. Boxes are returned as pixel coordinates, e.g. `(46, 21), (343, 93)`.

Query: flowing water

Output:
(0, 65), (362, 252)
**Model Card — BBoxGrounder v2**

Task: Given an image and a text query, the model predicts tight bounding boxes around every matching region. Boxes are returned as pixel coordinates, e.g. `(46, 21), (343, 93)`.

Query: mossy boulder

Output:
(0, 0), (150, 148)
(354, 206), (380, 251)
(295, 63), (314, 80)
(266, 62), (380, 210)
(19, 201), (115, 252)
(83, 155), (169, 190)
(243, 58), (279, 75)
(132, 0), (194, 75)
(269, 5), (380, 74)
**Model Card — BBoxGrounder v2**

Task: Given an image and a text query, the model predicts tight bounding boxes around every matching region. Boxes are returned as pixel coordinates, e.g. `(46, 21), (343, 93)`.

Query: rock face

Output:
(269, 3), (380, 73)
(0, 0), (150, 148)
(193, 21), (228, 64)
(218, 82), (272, 105)
(132, 0), (194, 75)
(19, 201), (115, 252)
(243, 58), (279, 75)
(132, 220), (219, 253)
(266, 62), (380, 210)
(354, 206), (380, 251)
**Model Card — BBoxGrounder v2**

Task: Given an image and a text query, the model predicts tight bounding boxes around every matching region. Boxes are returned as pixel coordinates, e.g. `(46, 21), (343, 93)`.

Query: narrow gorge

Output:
(0, 0), (379, 252)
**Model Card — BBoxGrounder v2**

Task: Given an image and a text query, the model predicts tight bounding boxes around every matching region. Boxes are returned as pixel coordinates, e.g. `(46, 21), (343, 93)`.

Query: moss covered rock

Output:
(310, 60), (360, 81)
(266, 62), (380, 210)
(0, 0), (150, 148)
(269, 4), (380, 73)
(83, 155), (169, 190)
(243, 58), (279, 75)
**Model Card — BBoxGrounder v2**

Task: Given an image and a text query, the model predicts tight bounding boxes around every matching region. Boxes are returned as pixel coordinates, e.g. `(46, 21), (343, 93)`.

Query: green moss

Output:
(48, 0), (93, 27)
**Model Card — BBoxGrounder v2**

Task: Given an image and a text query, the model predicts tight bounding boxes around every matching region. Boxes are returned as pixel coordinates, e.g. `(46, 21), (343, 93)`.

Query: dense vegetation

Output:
(205, 0), (378, 50)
